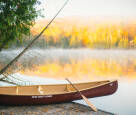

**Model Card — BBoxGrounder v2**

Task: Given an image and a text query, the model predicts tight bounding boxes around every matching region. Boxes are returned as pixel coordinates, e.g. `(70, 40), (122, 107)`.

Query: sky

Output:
(38, 0), (136, 20)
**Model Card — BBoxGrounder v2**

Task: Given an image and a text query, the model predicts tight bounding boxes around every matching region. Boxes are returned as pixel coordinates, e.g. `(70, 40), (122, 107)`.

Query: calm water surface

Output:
(0, 49), (136, 115)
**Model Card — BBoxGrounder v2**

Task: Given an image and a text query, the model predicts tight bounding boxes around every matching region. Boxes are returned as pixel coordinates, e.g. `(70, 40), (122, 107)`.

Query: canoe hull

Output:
(0, 80), (118, 105)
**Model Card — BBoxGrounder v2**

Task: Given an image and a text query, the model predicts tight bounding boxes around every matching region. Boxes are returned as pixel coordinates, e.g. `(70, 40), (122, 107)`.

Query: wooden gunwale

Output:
(0, 80), (117, 96)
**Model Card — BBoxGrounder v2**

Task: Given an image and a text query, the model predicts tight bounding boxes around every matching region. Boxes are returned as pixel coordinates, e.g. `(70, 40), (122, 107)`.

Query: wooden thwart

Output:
(38, 86), (44, 94)
(16, 87), (18, 94)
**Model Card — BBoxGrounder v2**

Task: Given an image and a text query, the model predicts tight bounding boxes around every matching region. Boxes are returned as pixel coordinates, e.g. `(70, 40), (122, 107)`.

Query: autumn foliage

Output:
(30, 19), (136, 49)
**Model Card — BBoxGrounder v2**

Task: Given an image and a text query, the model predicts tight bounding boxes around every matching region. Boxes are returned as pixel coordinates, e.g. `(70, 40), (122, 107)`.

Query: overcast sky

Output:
(39, 0), (136, 19)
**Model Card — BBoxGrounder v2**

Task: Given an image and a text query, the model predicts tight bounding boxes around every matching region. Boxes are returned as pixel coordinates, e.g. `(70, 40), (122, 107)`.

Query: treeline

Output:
(11, 20), (136, 49)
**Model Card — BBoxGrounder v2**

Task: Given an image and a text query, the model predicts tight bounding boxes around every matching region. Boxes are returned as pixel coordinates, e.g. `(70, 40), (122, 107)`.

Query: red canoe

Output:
(0, 80), (118, 105)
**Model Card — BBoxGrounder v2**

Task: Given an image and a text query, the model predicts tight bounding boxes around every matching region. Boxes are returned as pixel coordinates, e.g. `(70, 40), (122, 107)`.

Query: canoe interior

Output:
(0, 80), (116, 96)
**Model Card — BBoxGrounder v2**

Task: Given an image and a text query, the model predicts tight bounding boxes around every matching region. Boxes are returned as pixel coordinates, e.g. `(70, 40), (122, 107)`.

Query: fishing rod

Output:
(0, 0), (69, 80)
(2, 73), (36, 86)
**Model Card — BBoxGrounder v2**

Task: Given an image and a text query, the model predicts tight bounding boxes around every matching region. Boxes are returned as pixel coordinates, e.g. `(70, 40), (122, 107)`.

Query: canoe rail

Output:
(0, 80), (117, 96)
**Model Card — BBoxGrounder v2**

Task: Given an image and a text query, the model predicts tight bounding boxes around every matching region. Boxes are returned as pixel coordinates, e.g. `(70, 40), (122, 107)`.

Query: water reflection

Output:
(1, 49), (136, 80)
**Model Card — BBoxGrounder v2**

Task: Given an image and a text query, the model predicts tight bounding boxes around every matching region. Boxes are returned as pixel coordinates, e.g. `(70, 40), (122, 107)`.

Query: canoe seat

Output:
(65, 85), (74, 92)
(37, 86), (44, 94)
(16, 87), (19, 94)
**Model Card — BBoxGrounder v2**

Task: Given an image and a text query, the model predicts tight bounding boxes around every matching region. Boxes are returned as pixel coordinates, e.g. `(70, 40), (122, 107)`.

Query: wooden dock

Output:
(0, 102), (116, 115)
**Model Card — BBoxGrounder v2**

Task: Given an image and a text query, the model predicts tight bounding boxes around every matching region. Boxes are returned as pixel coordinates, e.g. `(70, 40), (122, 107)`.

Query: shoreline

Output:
(0, 102), (115, 115)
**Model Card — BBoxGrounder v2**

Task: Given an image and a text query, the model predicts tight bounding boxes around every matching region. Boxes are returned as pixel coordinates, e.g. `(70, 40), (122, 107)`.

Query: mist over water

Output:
(1, 48), (136, 66)
(0, 48), (136, 80)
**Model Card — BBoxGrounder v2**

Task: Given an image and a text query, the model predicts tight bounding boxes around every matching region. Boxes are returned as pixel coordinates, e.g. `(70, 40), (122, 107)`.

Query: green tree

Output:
(0, 0), (41, 51)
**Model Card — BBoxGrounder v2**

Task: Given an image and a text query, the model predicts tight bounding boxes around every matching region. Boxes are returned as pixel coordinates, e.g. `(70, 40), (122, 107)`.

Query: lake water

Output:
(0, 49), (136, 115)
